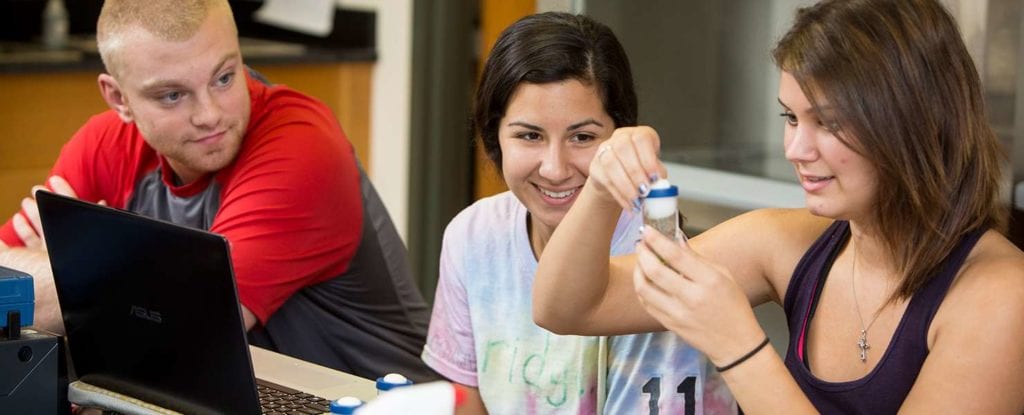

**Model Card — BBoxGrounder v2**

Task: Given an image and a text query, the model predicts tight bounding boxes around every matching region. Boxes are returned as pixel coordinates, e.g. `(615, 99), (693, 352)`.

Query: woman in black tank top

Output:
(533, 0), (1024, 413)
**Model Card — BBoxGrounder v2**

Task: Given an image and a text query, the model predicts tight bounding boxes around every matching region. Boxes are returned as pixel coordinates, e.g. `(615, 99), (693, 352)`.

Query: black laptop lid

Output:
(36, 191), (261, 414)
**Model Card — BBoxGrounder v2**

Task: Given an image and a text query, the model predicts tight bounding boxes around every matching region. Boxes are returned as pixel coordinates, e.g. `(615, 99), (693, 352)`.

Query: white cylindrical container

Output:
(357, 381), (462, 415)
(643, 179), (683, 241)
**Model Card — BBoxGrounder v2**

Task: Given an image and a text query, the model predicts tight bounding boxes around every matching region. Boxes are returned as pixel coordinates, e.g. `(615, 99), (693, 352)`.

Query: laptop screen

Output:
(37, 191), (261, 414)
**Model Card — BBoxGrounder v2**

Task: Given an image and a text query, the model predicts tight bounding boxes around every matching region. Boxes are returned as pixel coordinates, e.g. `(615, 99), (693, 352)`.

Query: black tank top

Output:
(782, 221), (983, 413)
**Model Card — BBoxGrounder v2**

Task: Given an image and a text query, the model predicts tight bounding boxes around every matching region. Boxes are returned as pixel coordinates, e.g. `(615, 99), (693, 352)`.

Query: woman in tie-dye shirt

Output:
(421, 12), (735, 414)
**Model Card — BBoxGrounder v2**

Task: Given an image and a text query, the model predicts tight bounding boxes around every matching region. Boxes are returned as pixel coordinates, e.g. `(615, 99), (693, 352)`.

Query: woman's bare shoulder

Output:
(919, 231), (1024, 413)
(939, 230), (1024, 334)
(953, 230), (1024, 296)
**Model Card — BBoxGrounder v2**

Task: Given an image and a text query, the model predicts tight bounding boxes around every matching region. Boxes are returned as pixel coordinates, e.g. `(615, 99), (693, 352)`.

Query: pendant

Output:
(857, 329), (870, 362)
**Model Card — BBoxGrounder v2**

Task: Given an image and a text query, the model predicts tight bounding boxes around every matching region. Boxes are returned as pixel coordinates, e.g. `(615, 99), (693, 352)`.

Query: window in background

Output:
(584, 0), (1022, 221)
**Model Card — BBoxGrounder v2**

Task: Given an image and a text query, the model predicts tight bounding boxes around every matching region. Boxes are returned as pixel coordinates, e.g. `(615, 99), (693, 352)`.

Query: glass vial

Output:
(643, 179), (683, 241)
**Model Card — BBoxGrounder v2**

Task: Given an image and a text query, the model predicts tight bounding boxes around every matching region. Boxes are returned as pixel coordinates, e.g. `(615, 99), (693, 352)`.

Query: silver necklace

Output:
(851, 243), (882, 363)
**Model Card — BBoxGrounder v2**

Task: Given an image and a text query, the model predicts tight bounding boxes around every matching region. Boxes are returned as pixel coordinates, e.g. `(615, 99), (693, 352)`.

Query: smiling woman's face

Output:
(779, 71), (877, 222)
(498, 79), (615, 237)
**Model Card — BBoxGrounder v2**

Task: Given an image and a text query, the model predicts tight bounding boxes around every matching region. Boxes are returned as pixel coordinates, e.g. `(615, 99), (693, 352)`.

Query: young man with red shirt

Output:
(0, 0), (434, 381)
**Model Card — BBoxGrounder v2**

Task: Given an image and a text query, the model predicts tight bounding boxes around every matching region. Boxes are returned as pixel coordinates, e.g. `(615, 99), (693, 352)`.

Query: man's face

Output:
(108, 8), (250, 184)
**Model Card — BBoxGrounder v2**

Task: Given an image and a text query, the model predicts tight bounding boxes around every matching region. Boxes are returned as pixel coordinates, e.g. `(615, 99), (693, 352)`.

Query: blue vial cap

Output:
(329, 396), (363, 414)
(646, 185), (678, 198)
(376, 374), (414, 392)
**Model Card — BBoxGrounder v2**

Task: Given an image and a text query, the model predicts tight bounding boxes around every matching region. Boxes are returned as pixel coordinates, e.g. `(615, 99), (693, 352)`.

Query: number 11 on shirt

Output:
(642, 376), (696, 415)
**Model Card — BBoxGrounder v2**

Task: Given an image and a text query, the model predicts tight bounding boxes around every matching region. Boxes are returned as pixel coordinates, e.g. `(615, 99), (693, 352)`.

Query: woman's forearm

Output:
(717, 344), (817, 415)
(533, 182), (631, 334)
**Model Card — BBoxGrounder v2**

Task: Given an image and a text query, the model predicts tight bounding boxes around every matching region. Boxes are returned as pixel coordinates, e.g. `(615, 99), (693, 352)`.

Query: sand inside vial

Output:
(645, 215), (677, 240)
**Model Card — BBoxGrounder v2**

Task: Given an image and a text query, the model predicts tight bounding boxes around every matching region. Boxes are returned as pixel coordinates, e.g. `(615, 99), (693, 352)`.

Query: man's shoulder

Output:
(242, 85), (350, 156)
(230, 85), (356, 177)
(251, 82), (336, 130)
(68, 110), (147, 155)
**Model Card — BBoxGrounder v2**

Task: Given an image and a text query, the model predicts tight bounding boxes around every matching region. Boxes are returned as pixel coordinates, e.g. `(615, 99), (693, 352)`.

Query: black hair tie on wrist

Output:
(715, 336), (770, 372)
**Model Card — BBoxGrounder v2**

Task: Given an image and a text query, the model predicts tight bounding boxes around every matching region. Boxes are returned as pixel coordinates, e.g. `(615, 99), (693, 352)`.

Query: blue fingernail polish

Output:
(632, 198), (642, 212)
(638, 183), (650, 197)
(638, 224), (646, 234)
(649, 173), (659, 183)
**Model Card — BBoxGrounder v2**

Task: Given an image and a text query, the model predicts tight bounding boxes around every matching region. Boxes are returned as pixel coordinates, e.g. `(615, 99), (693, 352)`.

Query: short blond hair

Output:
(97, 0), (235, 76)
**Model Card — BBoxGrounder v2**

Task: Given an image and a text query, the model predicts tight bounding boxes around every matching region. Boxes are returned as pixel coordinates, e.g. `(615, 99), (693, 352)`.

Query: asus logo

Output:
(129, 305), (162, 323)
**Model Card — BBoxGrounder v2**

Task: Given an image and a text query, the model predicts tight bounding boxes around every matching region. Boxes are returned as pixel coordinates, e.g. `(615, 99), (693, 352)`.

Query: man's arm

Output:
(1, 215), (257, 335)
(241, 305), (256, 330)
(211, 108), (363, 327)
(0, 245), (63, 334)
(0, 176), (86, 335)
(8, 177), (259, 332)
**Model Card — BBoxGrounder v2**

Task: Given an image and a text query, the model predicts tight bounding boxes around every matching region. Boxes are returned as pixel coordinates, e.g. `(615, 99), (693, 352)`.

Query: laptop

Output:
(36, 191), (373, 414)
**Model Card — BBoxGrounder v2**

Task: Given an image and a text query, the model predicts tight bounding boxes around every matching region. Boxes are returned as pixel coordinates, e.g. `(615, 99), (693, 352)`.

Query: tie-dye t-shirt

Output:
(422, 192), (736, 414)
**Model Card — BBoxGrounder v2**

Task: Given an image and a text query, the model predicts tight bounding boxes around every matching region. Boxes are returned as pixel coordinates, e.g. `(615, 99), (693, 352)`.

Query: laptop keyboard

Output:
(256, 378), (333, 414)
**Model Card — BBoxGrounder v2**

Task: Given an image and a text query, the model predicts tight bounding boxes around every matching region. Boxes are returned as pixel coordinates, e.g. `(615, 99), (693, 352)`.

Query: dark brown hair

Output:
(474, 12), (637, 172)
(773, 0), (1006, 299)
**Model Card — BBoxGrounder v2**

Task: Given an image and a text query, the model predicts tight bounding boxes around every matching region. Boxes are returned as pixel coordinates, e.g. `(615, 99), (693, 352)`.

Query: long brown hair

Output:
(773, 0), (1006, 299)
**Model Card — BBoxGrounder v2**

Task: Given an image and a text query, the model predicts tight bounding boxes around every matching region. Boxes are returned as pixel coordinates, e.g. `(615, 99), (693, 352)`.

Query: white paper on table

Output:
(254, 0), (335, 37)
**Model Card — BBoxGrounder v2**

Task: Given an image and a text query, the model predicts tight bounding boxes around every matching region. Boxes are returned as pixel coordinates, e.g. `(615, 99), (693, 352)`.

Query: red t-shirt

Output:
(1, 73), (362, 324)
